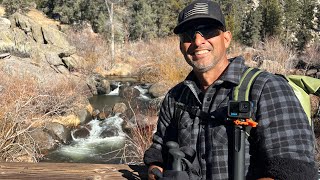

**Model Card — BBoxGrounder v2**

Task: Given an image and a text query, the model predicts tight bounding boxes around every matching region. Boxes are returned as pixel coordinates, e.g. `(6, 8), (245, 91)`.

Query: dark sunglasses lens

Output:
(200, 28), (220, 39)
(180, 26), (221, 42)
(179, 33), (192, 42)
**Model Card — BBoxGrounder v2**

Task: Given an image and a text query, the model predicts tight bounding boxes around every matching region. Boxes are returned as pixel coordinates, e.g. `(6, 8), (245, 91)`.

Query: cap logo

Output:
(184, 3), (209, 19)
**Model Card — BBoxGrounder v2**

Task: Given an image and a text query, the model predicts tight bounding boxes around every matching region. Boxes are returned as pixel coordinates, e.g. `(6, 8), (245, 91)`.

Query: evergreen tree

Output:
(218, 0), (247, 41)
(241, 6), (262, 46)
(296, 0), (316, 51)
(260, 0), (283, 39)
(2, 0), (34, 15)
(282, 0), (302, 45)
(129, 0), (157, 40)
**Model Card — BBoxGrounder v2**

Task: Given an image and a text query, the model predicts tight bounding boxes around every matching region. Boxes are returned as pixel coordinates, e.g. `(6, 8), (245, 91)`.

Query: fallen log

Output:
(0, 162), (148, 180)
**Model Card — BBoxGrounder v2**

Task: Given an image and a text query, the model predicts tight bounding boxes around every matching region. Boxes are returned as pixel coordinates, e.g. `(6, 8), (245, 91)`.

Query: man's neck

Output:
(194, 58), (229, 92)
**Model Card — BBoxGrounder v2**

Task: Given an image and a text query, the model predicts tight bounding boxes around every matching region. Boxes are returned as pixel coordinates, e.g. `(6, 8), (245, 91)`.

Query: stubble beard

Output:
(185, 57), (218, 73)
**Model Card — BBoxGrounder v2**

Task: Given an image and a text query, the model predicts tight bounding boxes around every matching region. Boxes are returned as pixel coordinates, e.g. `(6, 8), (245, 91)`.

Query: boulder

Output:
(45, 52), (63, 66)
(0, 17), (11, 30)
(44, 122), (72, 145)
(29, 128), (58, 152)
(97, 79), (111, 95)
(0, 12), (80, 72)
(148, 81), (171, 98)
(119, 85), (140, 99)
(62, 54), (84, 70)
(86, 74), (111, 95)
(100, 126), (120, 138)
(72, 126), (90, 139)
(41, 24), (76, 56)
(112, 103), (127, 115)
(55, 65), (70, 74)
(76, 108), (92, 125)
(306, 69), (318, 77)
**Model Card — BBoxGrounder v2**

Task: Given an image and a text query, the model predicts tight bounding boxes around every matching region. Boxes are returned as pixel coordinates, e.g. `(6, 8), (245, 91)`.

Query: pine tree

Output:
(296, 0), (316, 51)
(260, 0), (283, 39)
(241, 6), (262, 46)
(2, 0), (34, 15)
(218, 0), (247, 41)
(282, 0), (302, 45)
(129, 0), (157, 40)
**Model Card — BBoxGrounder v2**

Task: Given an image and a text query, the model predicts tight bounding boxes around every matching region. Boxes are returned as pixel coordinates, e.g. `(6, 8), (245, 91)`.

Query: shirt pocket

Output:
(210, 125), (229, 146)
(178, 113), (194, 147)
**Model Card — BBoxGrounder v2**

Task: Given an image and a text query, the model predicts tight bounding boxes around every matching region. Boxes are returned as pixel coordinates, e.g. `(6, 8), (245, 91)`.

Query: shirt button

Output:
(201, 154), (206, 159)
(206, 97), (212, 101)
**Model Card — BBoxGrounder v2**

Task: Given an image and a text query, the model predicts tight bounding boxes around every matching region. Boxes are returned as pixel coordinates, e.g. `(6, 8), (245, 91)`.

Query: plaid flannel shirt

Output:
(144, 56), (317, 180)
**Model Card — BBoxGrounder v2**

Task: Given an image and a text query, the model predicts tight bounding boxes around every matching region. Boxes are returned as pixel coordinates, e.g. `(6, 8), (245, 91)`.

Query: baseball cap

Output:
(173, 0), (226, 34)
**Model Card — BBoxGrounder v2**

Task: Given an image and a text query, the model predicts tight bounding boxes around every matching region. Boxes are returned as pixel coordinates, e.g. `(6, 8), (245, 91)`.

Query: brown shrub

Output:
(0, 71), (87, 162)
(256, 37), (296, 74)
(65, 27), (111, 74)
(303, 43), (320, 71)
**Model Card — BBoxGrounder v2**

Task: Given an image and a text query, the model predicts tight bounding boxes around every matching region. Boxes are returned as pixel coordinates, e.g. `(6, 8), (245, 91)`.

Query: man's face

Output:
(179, 25), (231, 73)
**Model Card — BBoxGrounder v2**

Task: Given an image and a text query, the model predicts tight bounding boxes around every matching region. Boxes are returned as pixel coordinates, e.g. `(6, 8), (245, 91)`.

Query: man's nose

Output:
(194, 32), (206, 46)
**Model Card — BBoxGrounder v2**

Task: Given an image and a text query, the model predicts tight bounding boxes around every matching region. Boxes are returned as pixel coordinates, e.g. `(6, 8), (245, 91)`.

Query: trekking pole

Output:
(232, 118), (258, 180)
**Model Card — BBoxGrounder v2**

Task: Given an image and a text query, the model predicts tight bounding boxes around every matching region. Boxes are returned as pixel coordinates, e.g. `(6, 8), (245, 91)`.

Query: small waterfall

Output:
(134, 84), (151, 100)
(44, 81), (156, 164)
(46, 114), (126, 163)
(108, 82), (122, 96)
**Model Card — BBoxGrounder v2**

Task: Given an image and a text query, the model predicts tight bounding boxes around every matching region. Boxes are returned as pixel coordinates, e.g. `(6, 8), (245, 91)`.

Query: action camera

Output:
(227, 101), (253, 119)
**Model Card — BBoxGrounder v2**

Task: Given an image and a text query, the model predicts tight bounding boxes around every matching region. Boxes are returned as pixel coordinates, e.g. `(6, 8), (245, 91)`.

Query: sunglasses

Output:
(179, 25), (223, 42)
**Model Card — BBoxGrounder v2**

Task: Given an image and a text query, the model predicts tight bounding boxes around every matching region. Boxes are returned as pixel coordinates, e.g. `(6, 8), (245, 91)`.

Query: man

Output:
(143, 0), (317, 179)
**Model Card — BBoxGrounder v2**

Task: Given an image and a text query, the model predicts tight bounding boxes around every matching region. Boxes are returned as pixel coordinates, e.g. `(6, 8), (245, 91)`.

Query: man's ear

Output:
(223, 31), (232, 48)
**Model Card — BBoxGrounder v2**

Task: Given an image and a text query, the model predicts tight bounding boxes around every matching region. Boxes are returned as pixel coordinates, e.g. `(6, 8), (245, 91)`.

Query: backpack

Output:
(236, 67), (320, 127)
(230, 67), (320, 180)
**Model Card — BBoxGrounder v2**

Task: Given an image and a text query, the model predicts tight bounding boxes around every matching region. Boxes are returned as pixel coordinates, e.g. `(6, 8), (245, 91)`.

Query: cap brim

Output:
(173, 17), (225, 34)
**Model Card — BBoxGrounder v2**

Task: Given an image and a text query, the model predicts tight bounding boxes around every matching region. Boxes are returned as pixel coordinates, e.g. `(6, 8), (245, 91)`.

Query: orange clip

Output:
(233, 119), (258, 127)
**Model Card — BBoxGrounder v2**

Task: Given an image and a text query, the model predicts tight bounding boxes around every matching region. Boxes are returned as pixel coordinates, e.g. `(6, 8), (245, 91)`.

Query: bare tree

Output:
(104, 0), (121, 69)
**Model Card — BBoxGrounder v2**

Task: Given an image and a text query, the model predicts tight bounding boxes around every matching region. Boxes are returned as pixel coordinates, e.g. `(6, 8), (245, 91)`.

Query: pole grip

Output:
(233, 126), (245, 180)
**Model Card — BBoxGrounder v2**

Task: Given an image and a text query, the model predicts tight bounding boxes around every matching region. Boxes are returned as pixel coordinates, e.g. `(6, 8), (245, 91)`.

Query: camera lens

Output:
(239, 102), (250, 113)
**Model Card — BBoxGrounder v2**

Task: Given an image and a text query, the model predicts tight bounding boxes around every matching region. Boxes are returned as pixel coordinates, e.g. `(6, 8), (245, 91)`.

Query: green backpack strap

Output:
(284, 75), (320, 123)
(232, 67), (263, 134)
(233, 67), (263, 102)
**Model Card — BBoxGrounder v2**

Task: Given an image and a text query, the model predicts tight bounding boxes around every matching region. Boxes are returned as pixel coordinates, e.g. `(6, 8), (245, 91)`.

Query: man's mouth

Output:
(194, 50), (209, 55)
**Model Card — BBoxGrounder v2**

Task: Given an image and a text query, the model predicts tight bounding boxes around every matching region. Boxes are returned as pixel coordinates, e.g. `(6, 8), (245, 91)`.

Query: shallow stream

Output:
(42, 82), (153, 164)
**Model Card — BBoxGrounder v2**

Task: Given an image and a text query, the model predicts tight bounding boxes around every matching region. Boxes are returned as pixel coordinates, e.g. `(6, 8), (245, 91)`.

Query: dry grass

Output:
(0, 71), (87, 162)
(119, 99), (157, 164)
(65, 27), (110, 74)
(26, 8), (60, 26)
(251, 37), (296, 74)
(121, 37), (191, 85)
(302, 43), (320, 72)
